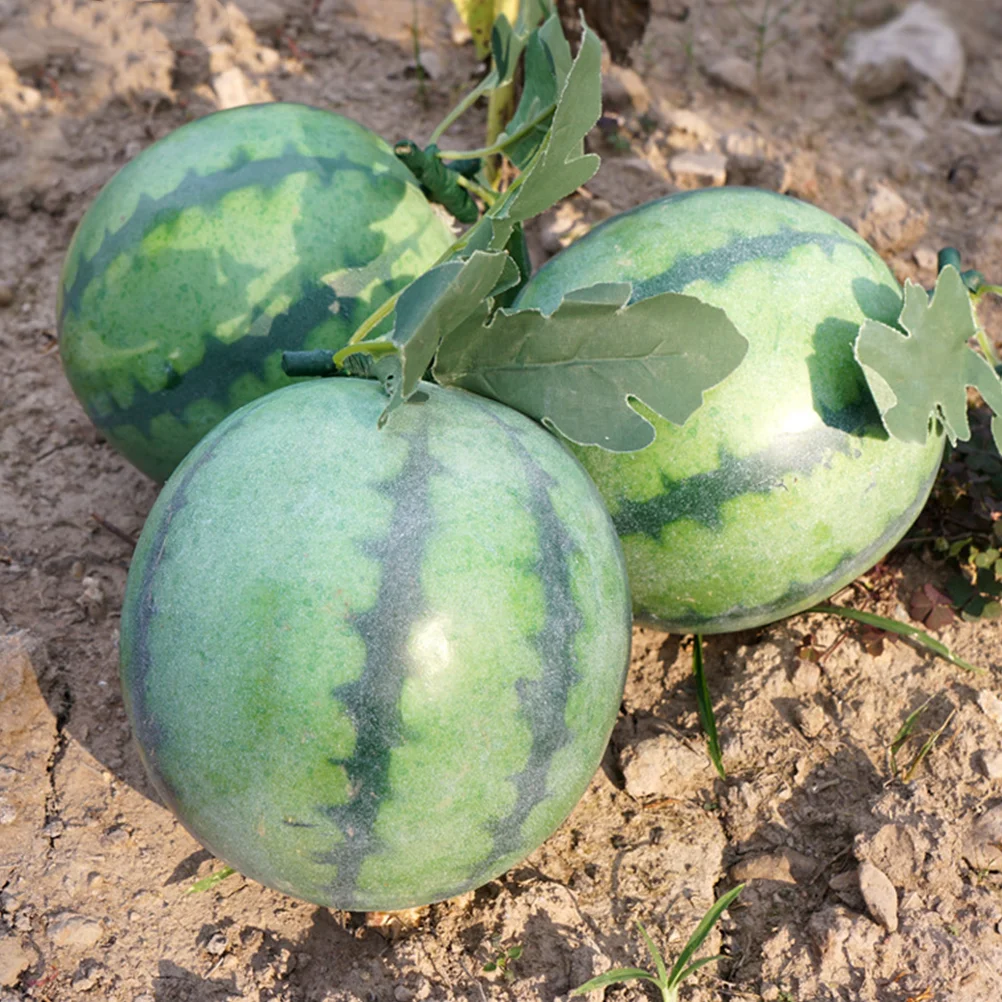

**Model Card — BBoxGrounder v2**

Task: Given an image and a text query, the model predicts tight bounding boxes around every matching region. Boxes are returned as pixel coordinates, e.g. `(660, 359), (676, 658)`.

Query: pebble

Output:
(913, 246), (937, 272)
(0, 937), (34, 988)
(704, 55), (757, 96)
(731, 848), (818, 885)
(963, 805), (1002, 872)
(659, 107), (717, 151)
(213, 67), (253, 110)
(47, 913), (103, 949)
(841, 2), (965, 100)
(974, 99), (1002, 126)
(858, 861), (898, 933)
(669, 150), (726, 189)
(394, 986), (414, 1002)
(855, 182), (927, 255)
(205, 931), (228, 956)
(795, 703), (828, 739)
(602, 65), (651, 116)
(978, 690), (1002, 728)
(620, 733), (710, 800)
(979, 749), (1002, 780)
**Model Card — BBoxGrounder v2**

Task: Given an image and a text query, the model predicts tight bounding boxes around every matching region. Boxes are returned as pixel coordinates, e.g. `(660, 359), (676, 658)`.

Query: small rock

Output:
(979, 749), (1002, 780)
(620, 733), (710, 800)
(791, 660), (821, 693)
(0, 937), (35, 988)
(855, 182), (927, 255)
(602, 65), (651, 116)
(731, 848), (818, 885)
(978, 690), (1002, 728)
(238, 0), (287, 38)
(858, 861), (898, 932)
(213, 67), (252, 110)
(841, 2), (965, 100)
(658, 107), (717, 151)
(47, 913), (103, 950)
(394, 986), (414, 1002)
(704, 55), (757, 96)
(77, 576), (107, 623)
(963, 805), (1002, 872)
(72, 966), (100, 992)
(913, 246), (937, 272)
(670, 150), (726, 189)
(205, 931), (228, 956)
(974, 98), (1002, 126)
(795, 703), (828, 739)
(408, 49), (443, 80)
(0, 284), (13, 307)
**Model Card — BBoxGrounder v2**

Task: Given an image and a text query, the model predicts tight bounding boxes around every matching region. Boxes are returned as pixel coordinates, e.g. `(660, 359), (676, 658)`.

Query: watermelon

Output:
(119, 378), (631, 911)
(516, 187), (945, 634)
(58, 102), (454, 483)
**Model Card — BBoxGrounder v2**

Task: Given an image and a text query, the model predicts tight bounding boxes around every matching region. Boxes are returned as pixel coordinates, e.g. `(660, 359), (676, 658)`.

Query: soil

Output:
(2, 1), (1002, 1001)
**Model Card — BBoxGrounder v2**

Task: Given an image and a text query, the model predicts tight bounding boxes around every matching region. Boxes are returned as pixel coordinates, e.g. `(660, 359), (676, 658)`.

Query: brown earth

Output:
(2, 1), (1002, 1000)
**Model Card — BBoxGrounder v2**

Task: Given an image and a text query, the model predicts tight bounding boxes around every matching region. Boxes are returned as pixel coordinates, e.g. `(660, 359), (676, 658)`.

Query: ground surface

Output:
(2, 1), (1002, 1000)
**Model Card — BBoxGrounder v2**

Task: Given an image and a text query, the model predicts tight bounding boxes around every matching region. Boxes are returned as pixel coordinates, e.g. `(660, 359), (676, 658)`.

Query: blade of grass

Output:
(636, 921), (668, 985)
(666, 884), (744, 987)
(888, 694), (936, 777)
(903, 708), (956, 782)
(692, 634), (725, 780)
(186, 865), (235, 894)
(808, 604), (983, 674)
(570, 969), (658, 995)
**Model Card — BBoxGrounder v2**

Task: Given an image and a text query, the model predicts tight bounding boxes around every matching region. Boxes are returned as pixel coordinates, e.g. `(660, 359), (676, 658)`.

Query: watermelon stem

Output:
(435, 103), (556, 162)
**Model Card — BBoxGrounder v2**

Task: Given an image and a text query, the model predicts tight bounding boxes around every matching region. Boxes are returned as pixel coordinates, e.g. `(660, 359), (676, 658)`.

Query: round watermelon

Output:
(516, 187), (945, 634)
(58, 102), (454, 483)
(119, 379), (631, 911)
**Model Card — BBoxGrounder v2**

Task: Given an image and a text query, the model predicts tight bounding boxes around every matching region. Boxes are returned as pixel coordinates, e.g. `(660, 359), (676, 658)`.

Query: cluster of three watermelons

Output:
(58, 102), (942, 911)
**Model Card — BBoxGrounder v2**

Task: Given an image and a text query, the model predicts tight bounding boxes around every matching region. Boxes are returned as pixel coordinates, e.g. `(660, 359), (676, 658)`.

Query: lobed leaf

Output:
(433, 284), (748, 453)
(854, 265), (1002, 454)
(496, 13), (602, 222)
(374, 251), (509, 427)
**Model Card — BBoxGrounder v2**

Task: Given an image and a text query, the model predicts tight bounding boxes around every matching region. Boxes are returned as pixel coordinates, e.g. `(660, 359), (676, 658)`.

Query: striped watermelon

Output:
(58, 102), (454, 483)
(516, 187), (945, 634)
(119, 379), (631, 911)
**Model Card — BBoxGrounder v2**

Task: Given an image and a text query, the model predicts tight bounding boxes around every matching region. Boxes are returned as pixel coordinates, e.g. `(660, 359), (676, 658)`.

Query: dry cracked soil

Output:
(2, 1), (1002, 1000)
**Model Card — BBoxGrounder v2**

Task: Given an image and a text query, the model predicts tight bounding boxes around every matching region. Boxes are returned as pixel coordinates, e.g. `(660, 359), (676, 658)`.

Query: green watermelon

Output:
(58, 102), (454, 483)
(516, 187), (945, 634)
(119, 379), (631, 911)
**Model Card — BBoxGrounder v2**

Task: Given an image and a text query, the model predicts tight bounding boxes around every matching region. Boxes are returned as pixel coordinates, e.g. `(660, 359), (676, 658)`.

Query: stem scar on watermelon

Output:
(57, 102), (455, 483)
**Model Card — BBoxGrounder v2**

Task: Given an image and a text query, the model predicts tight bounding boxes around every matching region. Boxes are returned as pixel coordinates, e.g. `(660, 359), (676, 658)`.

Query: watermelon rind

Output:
(516, 187), (945, 634)
(119, 379), (631, 911)
(58, 102), (454, 482)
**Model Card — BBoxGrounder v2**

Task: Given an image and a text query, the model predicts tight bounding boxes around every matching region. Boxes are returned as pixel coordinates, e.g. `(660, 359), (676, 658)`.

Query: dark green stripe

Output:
(466, 405), (582, 885)
(317, 423), (438, 909)
(640, 450), (941, 632)
(84, 279), (345, 435)
(630, 228), (867, 303)
(613, 401), (876, 537)
(125, 394), (274, 799)
(60, 146), (372, 323)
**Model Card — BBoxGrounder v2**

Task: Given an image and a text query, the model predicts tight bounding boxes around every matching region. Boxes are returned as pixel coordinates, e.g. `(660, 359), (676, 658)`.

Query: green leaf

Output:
(809, 604), (983, 674)
(496, 14), (602, 222)
(666, 885), (744, 988)
(497, 15), (570, 168)
(186, 866), (235, 894)
(433, 285), (748, 453)
(693, 634), (725, 781)
(374, 251), (509, 427)
(482, 961), (498, 972)
(570, 969), (657, 995)
(507, 946), (523, 960)
(635, 921), (668, 986)
(855, 265), (1002, 453)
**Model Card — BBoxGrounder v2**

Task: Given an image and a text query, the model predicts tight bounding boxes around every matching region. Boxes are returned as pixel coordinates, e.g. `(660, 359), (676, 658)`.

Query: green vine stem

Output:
(435, 103), (556, 162)
(455, 174), (497, 206)
(428, 83), (490, 146)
